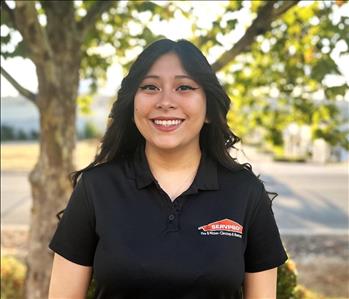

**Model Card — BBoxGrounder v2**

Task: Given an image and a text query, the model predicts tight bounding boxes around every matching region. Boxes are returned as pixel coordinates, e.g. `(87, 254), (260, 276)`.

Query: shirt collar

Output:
(193, 151), (219, 191)
(133, 146), (219, 191)
(133, 146), (155, 189)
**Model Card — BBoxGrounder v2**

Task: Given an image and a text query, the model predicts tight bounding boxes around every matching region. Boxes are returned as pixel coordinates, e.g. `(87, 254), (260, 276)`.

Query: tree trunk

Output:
(25, 50), (81, 299)
(6, 2), (112, 297)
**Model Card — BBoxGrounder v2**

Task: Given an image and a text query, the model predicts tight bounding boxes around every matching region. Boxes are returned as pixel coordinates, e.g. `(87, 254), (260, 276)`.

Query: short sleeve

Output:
(244, 184), (288, 272)
(49, 175), (98, 266)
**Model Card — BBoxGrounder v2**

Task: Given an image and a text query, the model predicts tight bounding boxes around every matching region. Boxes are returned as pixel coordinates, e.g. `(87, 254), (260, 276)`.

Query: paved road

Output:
(1, 170), (32, 226)
(255, 163), (348, 234)
(1, 147), (348, 235)
(235, 146), (349, 234)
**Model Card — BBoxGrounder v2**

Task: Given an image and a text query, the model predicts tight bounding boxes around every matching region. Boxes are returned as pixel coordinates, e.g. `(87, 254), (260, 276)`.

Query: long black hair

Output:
(55, 39), (277, 221)
(71, 38), (249, 187)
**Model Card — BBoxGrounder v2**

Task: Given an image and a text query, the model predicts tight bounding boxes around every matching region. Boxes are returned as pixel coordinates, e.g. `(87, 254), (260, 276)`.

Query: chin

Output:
(148, 138), (184, 151)
(153, 142), (182, 151)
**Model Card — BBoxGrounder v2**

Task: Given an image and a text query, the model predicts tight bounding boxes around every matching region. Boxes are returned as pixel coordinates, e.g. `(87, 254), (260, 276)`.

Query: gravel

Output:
(282, 234), (349, 297)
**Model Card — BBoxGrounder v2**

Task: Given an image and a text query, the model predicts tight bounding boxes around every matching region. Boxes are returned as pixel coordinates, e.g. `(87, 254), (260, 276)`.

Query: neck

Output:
(145, 144), (202, 174)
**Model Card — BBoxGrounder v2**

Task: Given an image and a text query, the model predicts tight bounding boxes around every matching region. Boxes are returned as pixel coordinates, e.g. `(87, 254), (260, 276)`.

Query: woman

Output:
(48, 39), (287, 299)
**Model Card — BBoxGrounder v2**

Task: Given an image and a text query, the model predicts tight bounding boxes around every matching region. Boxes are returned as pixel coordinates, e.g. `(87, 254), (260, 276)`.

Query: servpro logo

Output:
(198, 218), (243, 238)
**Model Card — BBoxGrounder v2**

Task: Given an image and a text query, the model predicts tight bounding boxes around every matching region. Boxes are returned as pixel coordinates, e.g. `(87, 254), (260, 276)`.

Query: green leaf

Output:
(77, 94), (93, 115)
(324, 84), (348, 100)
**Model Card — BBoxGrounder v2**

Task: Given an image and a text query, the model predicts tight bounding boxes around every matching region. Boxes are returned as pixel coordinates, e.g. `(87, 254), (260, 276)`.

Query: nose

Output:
(155, 88), (177, 110)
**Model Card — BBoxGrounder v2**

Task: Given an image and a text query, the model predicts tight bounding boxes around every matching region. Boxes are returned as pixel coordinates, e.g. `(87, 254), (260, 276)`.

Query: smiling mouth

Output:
(151, 119), (184, 127)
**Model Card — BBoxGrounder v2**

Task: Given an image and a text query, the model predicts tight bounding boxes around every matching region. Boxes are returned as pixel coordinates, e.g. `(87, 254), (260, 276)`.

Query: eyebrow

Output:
(143, 75), (194, 80)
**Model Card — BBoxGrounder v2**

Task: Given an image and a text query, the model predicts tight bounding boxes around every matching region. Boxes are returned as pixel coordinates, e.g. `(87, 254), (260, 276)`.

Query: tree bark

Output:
(4, 2), (113, 297)
(26, 56), (80, 299)
(19, 1), (113, 296)
(12, 2), (81, 298)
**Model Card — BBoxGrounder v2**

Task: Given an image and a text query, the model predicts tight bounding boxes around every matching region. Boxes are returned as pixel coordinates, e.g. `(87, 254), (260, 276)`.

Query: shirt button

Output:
(168, 214), (175, 221)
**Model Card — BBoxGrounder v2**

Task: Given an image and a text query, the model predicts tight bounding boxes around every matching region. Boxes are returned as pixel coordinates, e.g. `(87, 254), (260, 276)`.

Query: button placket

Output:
(154, 186), (185, 232)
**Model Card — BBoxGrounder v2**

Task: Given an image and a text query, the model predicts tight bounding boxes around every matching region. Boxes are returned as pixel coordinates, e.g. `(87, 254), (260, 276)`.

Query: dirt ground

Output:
(1, 228), (348, 297)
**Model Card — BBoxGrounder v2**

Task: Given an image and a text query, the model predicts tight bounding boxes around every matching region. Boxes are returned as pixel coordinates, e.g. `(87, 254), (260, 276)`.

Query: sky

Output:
(1, 1), (348, 99)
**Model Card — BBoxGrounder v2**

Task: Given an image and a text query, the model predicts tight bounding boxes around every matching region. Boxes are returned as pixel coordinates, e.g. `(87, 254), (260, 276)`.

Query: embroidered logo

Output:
(198, 218), (243, 238)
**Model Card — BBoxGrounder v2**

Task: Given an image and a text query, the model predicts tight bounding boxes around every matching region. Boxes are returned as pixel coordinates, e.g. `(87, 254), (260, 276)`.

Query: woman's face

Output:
(134, 52), (206, 153)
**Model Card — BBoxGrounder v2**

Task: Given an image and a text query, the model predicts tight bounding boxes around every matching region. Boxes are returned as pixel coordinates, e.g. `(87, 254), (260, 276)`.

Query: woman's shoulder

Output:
(80, 159), (126, 182)
(219, 162), (264, 190)
(218, 163), (274, 211)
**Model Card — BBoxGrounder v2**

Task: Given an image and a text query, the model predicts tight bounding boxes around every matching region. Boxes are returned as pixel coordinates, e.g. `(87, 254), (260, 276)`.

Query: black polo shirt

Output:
(49, 147), (287, 299)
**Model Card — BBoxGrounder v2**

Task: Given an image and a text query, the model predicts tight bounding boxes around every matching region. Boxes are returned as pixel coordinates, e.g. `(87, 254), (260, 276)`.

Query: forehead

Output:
(145, 52), (188, 77)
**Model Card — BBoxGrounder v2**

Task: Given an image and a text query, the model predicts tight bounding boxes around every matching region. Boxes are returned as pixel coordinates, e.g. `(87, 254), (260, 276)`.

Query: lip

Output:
(150, 117), (185, 132)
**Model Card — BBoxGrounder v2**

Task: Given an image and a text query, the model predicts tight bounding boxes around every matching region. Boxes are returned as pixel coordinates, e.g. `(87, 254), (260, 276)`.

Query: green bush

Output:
(17, 130), (28, 140)
(81, 122), (101, 139)
(277, 258), (299, 299)
(1, 256), (26, 299)
(1, 125), (16, 141)
(87, 278), (96, 299)
(1, 125), (39, 141)
(0, 255), (96, 299)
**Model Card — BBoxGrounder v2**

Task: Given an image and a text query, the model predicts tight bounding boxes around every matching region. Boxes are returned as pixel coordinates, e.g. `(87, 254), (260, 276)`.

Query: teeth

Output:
(153, 119), (182, 126)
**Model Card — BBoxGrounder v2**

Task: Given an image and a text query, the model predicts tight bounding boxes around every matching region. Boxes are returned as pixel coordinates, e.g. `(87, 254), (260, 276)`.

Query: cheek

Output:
(133, 108), (145, 138)
(133, 95), (147, 119)
(133, 95), (153, 134)
(190, 95), (207, 121)
(133, 96), (143, 129)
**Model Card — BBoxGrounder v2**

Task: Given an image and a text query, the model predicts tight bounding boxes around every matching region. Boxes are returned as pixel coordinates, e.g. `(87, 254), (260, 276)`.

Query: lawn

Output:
(1, 140), (100, 172)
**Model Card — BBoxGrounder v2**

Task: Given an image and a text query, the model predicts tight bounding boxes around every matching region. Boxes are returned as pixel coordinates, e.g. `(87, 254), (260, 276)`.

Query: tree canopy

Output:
(2, 1), (348, 153)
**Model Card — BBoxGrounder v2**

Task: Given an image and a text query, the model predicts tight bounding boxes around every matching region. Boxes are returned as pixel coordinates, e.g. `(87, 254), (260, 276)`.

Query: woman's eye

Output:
(177, 85), (197, 91)
(139, 85), (159, 91)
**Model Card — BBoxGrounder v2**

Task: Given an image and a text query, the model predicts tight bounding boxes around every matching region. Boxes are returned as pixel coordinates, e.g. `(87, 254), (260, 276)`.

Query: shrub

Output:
(17, 130), (28, 140)
(277, 258), (299, 299)
(0, 255), (97, 299)
(29, 130), (39, 140)
(1, 125), (39, 141)
(1, 256), (26, 299)
(82, 122), (101, 139)
(87, 279), (96, 299)
(1, 125), (16, 141)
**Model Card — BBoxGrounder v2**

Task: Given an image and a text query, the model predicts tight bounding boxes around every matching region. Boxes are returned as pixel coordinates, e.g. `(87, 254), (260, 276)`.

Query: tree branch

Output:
(1, 1), (16, 27)
(77, 1), (114, 39)
(13, 1), (53, 65)
(1, 66), (37, 104)
(271, 0), (300, 21)
(211, 0), (299, 72)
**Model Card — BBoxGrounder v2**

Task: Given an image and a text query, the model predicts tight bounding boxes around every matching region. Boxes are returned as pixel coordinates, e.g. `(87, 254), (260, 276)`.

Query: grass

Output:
(1, 140), (100, 172)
